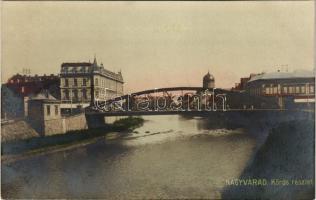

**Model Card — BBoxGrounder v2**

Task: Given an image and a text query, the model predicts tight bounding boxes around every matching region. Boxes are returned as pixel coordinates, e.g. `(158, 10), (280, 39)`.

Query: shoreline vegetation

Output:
(1, 117), (144, 163)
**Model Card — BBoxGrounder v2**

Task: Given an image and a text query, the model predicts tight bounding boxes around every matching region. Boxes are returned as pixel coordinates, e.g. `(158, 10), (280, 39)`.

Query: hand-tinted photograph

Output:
(1, 1), (315, 199)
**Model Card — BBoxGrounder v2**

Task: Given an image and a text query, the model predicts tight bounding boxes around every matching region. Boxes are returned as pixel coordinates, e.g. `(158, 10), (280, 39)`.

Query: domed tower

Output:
(203, 71), (215, 88)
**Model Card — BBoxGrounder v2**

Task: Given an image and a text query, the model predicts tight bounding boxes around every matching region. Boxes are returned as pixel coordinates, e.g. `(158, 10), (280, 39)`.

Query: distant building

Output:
(1, 85), (24, 119)
(232, 75), (257, 91)
(203, 71), (215, 88)
(245, 70), (315, 109)
(1, 74), (60, 119)
(59, 57), (124, 110)
(5, 73), (60, 99)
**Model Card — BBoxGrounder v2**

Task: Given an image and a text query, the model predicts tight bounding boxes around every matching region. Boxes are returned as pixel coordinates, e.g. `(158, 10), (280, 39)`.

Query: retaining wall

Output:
(1, 113), (88, 142)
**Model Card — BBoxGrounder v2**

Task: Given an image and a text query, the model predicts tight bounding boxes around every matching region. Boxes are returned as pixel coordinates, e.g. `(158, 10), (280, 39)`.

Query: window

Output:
(46, 105), (51, 116)
(74, 78), (78, 86)
(295, 86), (300, 94)
(64, 90), (69, 100)
(265, 87), (270, 95)
(82, 89), (87, 99)
(95, 91), (99, 98)
(310, 85), (315, 94)
(283, 86), (288, 94)
(55, 105), (58, 115)
(273, 87), (278, 94)
(95, 78), (99, 86)
(83, 79), (87, 86)
(289, 87), (293, 94)
(73, 90), (78, 100)
(21, 86), (25, 93)
(301, 86), (305, 94)
(65, 79), (69, 87)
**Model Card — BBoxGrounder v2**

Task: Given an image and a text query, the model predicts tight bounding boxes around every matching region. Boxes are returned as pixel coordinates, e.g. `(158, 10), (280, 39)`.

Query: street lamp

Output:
(70, 89), (73, 115)
(154, 88), (159, 111)
(212, 87), (217, 111)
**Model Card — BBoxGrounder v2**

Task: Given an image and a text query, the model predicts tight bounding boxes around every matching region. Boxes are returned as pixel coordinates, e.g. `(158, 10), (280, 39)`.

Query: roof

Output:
(99, 67), (124, 82)
(7, 73), (59, 83)
(248, 70), (315, 82)
(29, 90), (59, 102)
(203, 72), (214, 81)
(60, 59), (124, 82)
(61, 62), (92, 67)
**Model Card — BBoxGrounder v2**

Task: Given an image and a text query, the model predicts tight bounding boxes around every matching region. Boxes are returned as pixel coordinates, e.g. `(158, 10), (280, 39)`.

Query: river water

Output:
(2, 115), (257, 199)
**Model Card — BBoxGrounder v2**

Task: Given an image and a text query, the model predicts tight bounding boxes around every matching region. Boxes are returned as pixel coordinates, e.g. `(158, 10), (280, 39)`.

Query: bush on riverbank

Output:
(112, 116), (144, 131)
(2, 117), (144, 155)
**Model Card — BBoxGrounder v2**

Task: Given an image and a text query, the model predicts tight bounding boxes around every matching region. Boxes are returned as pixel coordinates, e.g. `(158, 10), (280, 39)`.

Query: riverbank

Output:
(222, 119), (315, 200)
(2, 117), (144, 160)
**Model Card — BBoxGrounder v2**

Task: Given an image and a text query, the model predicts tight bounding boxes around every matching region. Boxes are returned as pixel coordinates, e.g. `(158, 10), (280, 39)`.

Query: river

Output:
(2, 115), (257, 199)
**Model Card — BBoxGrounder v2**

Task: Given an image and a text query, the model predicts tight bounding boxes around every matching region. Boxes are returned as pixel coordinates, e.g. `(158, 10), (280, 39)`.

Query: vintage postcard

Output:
(1, 1), (315, 199)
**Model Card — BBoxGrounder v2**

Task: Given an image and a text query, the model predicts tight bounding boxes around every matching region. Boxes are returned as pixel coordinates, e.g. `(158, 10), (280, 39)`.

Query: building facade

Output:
(245, 70), (315, 109)
(60, 57), (124, 109)
(27, 91), (88, 136)
(27, 91), (62, 135)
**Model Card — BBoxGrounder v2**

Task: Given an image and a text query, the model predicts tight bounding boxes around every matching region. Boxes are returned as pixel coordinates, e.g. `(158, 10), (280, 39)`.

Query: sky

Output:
(1, 1), (314, 93)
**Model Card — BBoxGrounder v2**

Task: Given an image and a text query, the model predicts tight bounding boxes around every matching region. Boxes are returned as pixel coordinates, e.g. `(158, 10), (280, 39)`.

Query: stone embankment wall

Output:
(2, 113), (88, 142)
(64, 113), (88, 132)
(1, 120), (39, 142)
(43, 118), (64, 136)
(42, 113), (88, 136)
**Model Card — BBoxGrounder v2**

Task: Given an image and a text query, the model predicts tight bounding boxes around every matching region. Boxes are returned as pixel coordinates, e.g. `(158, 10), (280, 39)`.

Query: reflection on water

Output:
(2, 115), (256, 199)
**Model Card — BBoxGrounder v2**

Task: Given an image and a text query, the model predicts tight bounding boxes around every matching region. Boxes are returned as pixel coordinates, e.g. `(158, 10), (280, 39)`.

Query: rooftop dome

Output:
(203, 71), (215, 81)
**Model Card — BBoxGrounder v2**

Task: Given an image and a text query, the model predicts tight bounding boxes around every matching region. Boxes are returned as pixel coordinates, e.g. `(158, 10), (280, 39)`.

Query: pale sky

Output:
(1, 1), (314, 93)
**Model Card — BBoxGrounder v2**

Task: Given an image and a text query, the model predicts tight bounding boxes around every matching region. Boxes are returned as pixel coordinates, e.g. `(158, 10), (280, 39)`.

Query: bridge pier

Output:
(85, 114), (107, 129)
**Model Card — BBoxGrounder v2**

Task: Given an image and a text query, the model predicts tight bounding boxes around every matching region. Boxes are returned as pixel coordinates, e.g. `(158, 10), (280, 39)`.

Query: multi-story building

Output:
(245, 70), (315, 109)
(59, 57), (124, 110)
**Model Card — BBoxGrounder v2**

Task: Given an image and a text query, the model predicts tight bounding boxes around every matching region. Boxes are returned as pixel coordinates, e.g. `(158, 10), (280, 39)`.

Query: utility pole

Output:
(90, 67), (95, 107)
(70, 90), (73, 115)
